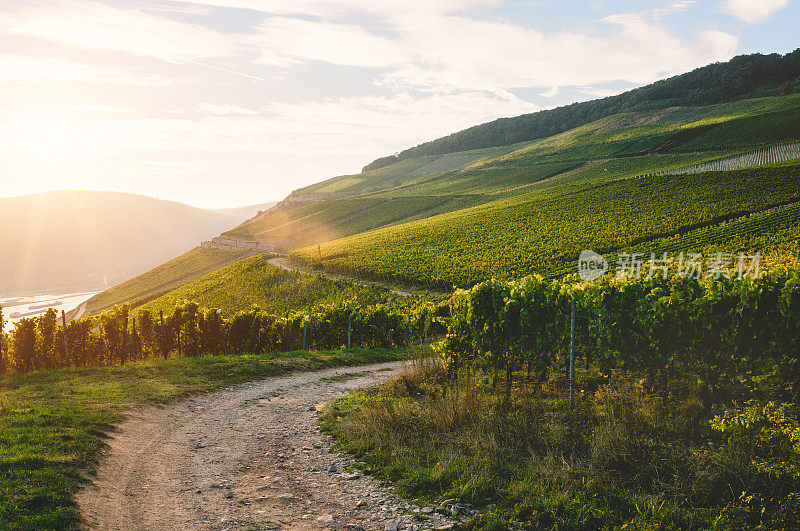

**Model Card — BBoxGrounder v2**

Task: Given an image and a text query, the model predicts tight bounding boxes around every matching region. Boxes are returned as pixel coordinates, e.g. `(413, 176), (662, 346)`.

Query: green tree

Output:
(35, 309), (58, 370)
(101, 305), (129, 366)
(0, 305), (6, 375)
(11, 318), (37, 373)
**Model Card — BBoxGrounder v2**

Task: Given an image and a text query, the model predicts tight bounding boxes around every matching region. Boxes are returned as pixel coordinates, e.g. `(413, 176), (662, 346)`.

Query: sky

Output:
(0, 0), (797, 208)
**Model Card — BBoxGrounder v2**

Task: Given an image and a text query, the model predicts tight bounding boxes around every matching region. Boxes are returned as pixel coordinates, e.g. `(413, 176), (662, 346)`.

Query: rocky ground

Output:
(78, 361), (468, 530)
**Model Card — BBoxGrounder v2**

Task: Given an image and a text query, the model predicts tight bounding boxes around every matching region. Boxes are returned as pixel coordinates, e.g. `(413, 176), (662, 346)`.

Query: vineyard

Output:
(224, 195), (464, 250)
(544, 200), (800, 278)
(641, 142), (800, 178)
(323, 267), (800, 529)
(211, 96), (800, 280)
(294, 163), (800, 288)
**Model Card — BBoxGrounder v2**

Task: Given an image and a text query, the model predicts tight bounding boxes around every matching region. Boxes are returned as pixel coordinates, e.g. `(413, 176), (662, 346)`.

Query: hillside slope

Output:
(226, 94), (800, 253)
(0, 191), (242, 294)
(78, 246), (254, 317)
(87, 63), (800, 309)
(294, 162), (800, 287)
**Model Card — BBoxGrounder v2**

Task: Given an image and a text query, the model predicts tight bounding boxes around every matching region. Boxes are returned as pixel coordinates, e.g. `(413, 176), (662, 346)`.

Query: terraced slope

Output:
(293, 162), (800, 288)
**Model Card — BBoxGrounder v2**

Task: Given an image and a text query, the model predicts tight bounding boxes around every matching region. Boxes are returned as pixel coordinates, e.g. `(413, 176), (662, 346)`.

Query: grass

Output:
(322, 358), (800, 530)
(80, 247), (253, 317)
(0, 347), (409, 530)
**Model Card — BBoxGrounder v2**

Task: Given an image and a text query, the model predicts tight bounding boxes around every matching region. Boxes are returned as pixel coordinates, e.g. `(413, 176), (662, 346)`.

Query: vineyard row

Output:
(639, 142), (800, 178)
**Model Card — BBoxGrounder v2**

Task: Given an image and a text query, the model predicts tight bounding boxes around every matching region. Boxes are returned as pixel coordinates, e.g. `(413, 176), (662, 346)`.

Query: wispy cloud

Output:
(0, 0), (237, 63)
(240, 4), (736, 97)
(146, 3), (217, 15)
(0, 55), (173, 85)
(248, 18), (406, 68)
(163, 0), (496, 18)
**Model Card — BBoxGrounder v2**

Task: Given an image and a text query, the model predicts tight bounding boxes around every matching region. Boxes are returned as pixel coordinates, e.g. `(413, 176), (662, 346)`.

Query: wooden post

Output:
(347, 312), (352, 349)
(61, 310), (70, 368)
(423, 315), (428, 344)
(360, 313), (365, 348)
(160, 311), (167, 359)
(121, 311), (128, 366)
(216, 309), (224, 356)
(131, 317), (138, 362)
(302, 315), (309, 351)
(569, 299), (576, 408)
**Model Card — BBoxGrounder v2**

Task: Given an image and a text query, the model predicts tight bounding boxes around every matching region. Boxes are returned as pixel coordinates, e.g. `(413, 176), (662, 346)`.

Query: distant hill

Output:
(364, 49), (800, 170)
(0, 191), (247, 295)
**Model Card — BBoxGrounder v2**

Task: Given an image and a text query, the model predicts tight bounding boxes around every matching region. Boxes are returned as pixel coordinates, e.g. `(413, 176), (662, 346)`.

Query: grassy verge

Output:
(0, 348), (407, 530)
(321, 358), (799, 530)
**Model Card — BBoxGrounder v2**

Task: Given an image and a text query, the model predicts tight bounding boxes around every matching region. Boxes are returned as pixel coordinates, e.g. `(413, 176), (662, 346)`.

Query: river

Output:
(1, 292), (99, 331)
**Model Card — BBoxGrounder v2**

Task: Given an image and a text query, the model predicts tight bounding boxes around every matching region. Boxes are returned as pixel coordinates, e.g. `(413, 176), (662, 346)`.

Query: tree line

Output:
(0, 301), (446, 375)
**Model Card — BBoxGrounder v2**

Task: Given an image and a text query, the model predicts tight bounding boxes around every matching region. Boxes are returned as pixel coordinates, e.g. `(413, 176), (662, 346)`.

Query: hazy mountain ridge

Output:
(0, 190), (263, 294)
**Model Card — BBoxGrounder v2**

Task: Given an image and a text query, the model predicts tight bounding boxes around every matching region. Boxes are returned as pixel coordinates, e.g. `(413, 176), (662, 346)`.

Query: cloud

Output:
(0, 54), (173, 85)
(163, 0), (495, 18)
(0, 0), (238, 63)
(146, 3), (217, 15)
(721, 0), (789, 23)
(652, 1), (697, 17)
(248, 18), (406, 68)
(195, 103), (261, 116)
(372, 12), (737, 95)
(222, 4), (738, 99)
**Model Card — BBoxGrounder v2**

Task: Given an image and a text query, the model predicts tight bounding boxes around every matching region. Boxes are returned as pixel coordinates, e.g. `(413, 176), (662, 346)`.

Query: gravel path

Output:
(78, 361), (459, 530)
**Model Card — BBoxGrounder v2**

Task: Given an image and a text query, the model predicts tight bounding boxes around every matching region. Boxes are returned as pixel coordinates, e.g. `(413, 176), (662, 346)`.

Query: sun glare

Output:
(7, 114), (100, 159)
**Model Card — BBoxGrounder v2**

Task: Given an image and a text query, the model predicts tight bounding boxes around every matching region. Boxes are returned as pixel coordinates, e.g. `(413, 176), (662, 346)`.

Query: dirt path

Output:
(73, 301), (88, 320)
(268, 257), (414, 297)
(78, 361), (457, 531)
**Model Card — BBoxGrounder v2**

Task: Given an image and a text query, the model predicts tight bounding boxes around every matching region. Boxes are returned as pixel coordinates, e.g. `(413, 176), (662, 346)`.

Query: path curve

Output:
(268, 257), (413, 297)
(78, 361), (456, 530)
(73, 301), (88, 320)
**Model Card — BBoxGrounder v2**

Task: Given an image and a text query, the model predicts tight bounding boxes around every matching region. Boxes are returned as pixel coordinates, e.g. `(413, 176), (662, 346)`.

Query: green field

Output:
(0, 348), (407, 530)
(294, 162), (800, 287)
(80, 247), (253, 317)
